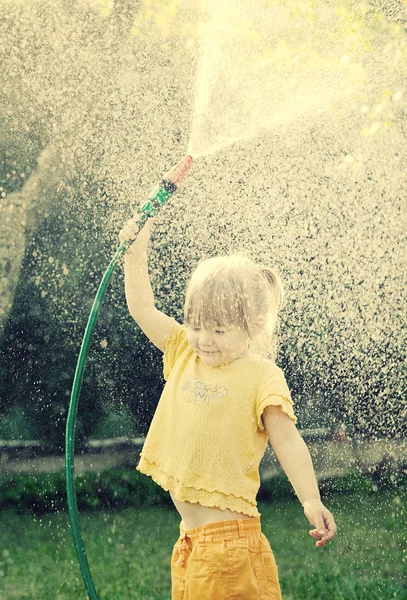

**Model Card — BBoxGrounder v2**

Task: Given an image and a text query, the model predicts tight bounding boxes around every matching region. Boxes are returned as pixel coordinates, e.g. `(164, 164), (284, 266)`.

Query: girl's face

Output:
(186, 322), (252, 366)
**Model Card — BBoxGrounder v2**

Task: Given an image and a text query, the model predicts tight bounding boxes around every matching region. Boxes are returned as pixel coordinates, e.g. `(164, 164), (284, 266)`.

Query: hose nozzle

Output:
(139, 155), (194, 219)
(165, 155), (194, 186)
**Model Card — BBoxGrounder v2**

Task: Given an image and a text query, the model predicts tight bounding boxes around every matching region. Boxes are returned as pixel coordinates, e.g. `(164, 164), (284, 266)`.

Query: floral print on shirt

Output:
(181, 376), (229, 406)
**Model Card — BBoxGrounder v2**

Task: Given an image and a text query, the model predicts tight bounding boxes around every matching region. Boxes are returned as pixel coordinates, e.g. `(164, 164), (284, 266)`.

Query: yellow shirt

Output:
(137, 319), (296, 517)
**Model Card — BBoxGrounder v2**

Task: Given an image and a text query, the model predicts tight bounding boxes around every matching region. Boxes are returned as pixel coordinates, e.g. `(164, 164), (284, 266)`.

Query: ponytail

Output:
(260, 267), (285, 314)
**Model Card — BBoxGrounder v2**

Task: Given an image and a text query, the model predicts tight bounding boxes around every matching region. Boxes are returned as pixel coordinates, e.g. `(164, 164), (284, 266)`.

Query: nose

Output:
(198, 329), (213, 347)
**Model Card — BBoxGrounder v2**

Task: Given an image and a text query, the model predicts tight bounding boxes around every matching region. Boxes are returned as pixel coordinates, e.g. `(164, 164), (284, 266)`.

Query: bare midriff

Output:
(169, 491), (253, 529)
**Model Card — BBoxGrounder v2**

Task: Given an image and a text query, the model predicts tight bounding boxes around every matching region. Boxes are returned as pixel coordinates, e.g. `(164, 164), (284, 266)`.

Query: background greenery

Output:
(1, 487), (406, 600)
(2, 467), (401, 514)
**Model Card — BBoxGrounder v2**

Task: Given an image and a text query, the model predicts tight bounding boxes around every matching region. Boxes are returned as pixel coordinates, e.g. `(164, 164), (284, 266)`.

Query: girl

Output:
(120, 214), (336, 600)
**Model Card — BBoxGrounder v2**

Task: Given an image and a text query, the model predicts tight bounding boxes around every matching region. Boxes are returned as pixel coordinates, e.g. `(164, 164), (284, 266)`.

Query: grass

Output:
(0, 489), (405, 600)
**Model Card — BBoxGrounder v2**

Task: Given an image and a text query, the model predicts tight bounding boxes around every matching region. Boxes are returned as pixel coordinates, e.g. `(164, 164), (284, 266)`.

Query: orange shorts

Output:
(171, 517), (282, 600)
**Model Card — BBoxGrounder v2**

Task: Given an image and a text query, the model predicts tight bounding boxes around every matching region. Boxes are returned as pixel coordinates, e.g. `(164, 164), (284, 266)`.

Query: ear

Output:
(254, 315), (267, 333)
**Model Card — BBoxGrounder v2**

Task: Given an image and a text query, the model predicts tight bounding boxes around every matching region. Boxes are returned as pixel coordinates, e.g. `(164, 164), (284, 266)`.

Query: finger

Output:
(142, 218), (155, 229)
(322, 526), (337, 541)
(324, 512), (337, 530)
(124, 224), (138, 239)
(316, 508), (336, 537)
(118, 229), (130, 242)
(315, 521), (326, 537)
(309, 526), (332, 539)
(322, 514), (337, 538)
(314, 532), (329, 547)
(315, 526), (336, 547)
(119, 224), (137, 241)
(309, 530), (321, 540)
(317, 530), (334, 545)
(127, 217), (142, 230)
(309, 529), (327, 544)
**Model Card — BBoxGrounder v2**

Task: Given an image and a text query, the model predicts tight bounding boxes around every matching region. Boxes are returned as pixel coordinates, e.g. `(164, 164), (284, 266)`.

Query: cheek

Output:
(222, 335), (240, 350)
(229, 332), (245, 345)
(235, 334), (249, 348)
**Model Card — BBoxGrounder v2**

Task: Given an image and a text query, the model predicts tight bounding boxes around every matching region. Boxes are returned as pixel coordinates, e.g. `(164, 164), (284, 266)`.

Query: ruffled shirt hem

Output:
(137, 456), (261, 518)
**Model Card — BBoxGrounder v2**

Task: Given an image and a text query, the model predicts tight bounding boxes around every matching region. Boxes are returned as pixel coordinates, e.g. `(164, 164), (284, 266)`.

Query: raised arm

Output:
(120, 216), (173, 352)
(262, 405), (337, 547)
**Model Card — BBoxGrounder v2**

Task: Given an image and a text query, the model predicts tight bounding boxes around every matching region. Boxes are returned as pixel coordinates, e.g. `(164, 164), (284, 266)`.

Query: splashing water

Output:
(183, 0), (407, 440)
(189, 0), (407, 158)
(0, 0), (406, 444)
(0, 4), (406, 595)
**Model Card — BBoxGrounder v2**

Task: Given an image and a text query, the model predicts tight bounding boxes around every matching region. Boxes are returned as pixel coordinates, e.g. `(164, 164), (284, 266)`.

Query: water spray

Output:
(65, 155), (194, 600)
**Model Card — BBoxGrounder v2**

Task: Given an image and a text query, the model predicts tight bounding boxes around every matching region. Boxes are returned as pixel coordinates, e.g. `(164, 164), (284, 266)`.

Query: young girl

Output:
(120, 214), (336, 600)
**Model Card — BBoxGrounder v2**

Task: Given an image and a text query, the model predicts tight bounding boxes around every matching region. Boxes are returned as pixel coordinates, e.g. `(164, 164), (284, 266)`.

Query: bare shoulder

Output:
(133, 308), (174, 352)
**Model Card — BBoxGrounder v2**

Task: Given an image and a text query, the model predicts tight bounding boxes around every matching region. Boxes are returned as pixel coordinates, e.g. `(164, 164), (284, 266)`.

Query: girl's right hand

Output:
(119, 213), (156, 244)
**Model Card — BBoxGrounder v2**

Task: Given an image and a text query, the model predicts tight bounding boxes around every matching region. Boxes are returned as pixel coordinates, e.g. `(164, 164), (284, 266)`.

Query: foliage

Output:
(0, 406), (37, 440)
(0, 170), (166, 451)
(1, 466), (405, 515)
(319, 468), (376, 496)
(0, 468), (171, 513)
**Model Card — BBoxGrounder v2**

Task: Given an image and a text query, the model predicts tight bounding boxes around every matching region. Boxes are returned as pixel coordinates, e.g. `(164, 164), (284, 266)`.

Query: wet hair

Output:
(184, 252), (285, 360)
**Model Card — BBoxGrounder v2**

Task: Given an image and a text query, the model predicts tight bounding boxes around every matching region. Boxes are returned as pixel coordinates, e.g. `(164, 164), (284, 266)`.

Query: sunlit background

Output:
(0, 0), (406, 597)
(1, 0), (406, 446)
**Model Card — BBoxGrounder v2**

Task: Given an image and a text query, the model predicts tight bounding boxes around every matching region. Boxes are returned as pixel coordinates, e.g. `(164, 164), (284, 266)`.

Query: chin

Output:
(197, 350), (222, 363)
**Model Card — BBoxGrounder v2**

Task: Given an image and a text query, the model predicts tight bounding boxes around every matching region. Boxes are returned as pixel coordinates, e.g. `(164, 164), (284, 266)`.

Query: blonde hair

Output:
(184, 253), (285, 360)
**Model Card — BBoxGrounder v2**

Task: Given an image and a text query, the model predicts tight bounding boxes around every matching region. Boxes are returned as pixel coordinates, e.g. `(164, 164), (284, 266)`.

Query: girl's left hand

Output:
(302, 499), (337, 547)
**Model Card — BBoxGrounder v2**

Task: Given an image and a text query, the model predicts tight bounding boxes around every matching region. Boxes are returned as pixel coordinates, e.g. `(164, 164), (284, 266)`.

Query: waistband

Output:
(179, 517), (261, 542)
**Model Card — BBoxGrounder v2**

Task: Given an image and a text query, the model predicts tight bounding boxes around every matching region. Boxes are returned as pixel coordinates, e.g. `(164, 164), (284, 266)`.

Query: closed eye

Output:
(190, 325), (226, 334)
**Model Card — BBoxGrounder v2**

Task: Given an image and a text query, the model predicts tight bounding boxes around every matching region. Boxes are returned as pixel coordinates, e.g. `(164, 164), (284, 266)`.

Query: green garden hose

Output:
(65, 240), (128, 600)
(65, 155), (194, 599)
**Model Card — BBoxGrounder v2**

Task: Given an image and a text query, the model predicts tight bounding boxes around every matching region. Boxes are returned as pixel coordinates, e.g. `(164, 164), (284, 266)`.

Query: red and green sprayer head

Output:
(135, 154), (194, 225)
(119, 155), (194, 251)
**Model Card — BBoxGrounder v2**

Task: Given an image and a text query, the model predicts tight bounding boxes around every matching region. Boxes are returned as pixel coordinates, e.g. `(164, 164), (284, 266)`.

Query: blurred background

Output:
(1, 1), (406, 598)
(1, 0), (406, 455)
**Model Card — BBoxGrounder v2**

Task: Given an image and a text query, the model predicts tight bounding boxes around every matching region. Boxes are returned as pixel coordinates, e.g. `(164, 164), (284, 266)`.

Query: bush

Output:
(258, 473), (296, 501)
(318, 466), (407, 497)
(319, 469), (374, 496)
(0, 469), (171, 514)
(1, 466), (405, 514)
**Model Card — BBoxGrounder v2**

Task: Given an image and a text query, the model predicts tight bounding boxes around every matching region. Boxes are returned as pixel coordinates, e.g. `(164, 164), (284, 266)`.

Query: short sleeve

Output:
(256, 364), (297, 430)
(163, 319), (190, 381)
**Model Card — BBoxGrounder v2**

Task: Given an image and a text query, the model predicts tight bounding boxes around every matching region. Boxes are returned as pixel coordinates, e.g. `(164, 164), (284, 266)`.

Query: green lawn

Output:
(1, 489), (405, 600)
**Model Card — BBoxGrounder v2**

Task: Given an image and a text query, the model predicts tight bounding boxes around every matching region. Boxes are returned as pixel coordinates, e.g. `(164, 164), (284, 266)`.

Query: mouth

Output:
(199, 348), (218, 354)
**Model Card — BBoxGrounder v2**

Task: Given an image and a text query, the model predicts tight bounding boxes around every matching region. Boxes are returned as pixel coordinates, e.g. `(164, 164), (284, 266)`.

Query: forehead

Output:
(186, 300), (240, 326)
(185, 276), (245, 327)
(187, 309), (234, 328)
(188, 318), (236, 328)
